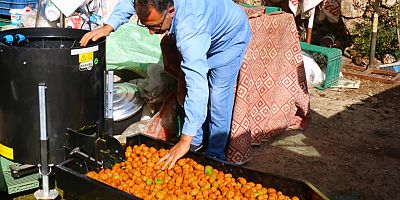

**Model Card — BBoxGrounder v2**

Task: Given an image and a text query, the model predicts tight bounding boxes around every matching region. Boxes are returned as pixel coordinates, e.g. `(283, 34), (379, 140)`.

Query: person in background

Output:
(80, 0), (251, 169)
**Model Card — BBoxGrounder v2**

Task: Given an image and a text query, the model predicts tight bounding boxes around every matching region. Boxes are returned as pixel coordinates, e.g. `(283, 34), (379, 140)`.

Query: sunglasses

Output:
(137, 10), (168, 30)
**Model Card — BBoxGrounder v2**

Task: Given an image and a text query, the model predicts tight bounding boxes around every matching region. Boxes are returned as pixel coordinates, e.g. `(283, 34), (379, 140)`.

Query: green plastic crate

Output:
(0, 17), (11, 31)
(241, 4), (282, 14)
(300, 42), (343, 90)
(0, 157), (39, 195)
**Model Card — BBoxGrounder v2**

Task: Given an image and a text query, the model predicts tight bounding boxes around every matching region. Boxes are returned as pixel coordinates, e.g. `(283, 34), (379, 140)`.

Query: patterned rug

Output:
(226, 11), (311, 164)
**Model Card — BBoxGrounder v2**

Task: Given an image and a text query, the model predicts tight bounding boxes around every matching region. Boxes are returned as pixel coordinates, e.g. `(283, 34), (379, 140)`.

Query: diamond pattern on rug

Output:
(226, 11), (310, 164)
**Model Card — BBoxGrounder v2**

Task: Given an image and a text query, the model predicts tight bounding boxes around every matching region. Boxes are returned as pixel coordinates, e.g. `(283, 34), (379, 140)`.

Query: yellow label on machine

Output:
(79, 52), (94, 63)
(0, 143), (13, 160)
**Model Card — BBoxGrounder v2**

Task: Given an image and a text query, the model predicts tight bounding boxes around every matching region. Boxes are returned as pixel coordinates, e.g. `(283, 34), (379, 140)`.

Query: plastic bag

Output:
(119, 93), (178, 142)
(21, 9), (56, 28)
(302, 51), (325, 87)
(106, 22), (162, 77)
(136, 63), (177, 104)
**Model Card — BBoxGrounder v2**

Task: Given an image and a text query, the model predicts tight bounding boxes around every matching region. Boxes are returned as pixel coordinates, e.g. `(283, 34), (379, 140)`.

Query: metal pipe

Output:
(38, 83), (49, 197)
(69, 147), (103, 166)
(35, 0), (42, 28)
(107, 70), (114, 119)
(34, 83), (59, 200)
(59, 14), (64, 28)
(106, 70), (114, 136)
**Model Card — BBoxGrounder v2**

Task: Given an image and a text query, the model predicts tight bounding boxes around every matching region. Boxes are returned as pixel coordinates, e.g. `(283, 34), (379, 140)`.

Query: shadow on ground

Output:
(245, 85), (400, 200)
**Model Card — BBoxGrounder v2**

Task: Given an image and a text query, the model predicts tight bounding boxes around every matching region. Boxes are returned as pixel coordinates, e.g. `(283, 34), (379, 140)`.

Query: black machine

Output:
(0, 27), (112, 198)
(0, 27), (128, 175)
(0, 28), (105, 165)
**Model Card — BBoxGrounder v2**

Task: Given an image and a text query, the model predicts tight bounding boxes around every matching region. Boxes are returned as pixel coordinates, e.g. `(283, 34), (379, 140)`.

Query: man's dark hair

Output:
(134, 0), (173, 18)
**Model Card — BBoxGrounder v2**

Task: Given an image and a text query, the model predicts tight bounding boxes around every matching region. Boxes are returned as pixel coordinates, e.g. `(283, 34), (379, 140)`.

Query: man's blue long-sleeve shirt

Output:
(107, 0), (251, 137)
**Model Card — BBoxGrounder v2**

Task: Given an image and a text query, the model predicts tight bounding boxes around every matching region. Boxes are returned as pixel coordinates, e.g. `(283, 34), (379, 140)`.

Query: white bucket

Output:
(45, 1), (61, 22)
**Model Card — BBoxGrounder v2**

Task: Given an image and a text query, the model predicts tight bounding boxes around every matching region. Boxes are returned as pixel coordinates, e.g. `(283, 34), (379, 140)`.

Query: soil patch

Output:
(245, 75), (400, 200)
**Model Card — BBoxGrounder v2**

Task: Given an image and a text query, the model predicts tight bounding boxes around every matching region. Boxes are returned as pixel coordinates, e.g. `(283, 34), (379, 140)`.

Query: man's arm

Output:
(158, 30), (212, 170)
(106, 0), (136, 31)
(80, 0), (135, 46)
(179, 32), (211, 138)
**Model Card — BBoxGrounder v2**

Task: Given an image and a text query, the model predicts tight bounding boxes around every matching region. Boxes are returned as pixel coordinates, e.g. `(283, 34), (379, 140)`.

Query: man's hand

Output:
(79, 24), (114, 46)
(157, 134), (192, 170)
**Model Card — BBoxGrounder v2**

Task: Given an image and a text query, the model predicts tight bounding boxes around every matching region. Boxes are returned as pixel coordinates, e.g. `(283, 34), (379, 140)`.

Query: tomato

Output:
(146, 178), (153, 186)
(205, 165), (213, 175)
(155, 177), (164, 184)
(238, 177), (247, 185)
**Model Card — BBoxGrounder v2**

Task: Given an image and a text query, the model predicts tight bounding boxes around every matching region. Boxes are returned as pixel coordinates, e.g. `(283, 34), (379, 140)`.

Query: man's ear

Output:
(168, 6), (175, 17)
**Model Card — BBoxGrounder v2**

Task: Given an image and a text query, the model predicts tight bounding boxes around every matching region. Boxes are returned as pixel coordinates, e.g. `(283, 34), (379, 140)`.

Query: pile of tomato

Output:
(86, 144), (300, 200)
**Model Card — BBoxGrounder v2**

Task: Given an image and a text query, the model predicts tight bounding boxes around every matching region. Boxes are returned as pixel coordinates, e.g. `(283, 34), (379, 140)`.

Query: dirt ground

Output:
(244, 65), (400, 200)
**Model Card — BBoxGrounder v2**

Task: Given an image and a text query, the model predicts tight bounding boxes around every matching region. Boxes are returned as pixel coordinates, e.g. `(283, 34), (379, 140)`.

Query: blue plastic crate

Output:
(0, 0), (36, 16)
(380, 65), (400, 72)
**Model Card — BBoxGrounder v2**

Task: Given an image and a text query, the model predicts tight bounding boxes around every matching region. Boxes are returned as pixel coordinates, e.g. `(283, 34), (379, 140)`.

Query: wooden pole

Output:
(306, 7), (316, 44)
(396, 0), (400, 48)
(369, 0), (380, 68)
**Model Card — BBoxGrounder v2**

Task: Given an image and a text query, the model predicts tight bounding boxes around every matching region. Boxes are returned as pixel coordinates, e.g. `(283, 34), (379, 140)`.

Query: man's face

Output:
(137, 5), (174, 35)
